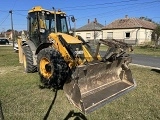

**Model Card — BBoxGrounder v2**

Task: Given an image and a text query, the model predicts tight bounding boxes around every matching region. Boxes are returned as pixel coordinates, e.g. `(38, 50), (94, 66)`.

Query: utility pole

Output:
(93, 21), (96, 48)
(9, 10), (15, 47)
(73, 18), (76, 37)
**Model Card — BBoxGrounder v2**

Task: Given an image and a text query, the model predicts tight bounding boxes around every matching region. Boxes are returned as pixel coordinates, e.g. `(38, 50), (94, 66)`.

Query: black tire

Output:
(23, 46), (37, 73)
(37, 48), (69, 89)
(0, 101), (4, 120)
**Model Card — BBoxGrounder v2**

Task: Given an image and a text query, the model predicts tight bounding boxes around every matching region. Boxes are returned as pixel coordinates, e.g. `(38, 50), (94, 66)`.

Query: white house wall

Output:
(138, 29), (153, 44)
(76, 31), (102, 42)
(102, 28), (153, 44)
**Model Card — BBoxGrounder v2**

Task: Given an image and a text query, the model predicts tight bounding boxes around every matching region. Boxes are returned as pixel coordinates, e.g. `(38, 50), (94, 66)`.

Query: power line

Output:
(0, 0), (149, 12)
(0, 9), (28, 12)
(1, 0), (159, 15)
(0, 13), (10, 26)
(13, 10), (28, 11)
(12, 0), (17, 10)
(14, 11), (27, 16)
(63, 0), (139, 9)
(75, 3), (160, 27)
(0, 24), (27, 26)
(64, 0), (160, 12)
(76, 1), (160, 20)
(0, 10), (8, 13)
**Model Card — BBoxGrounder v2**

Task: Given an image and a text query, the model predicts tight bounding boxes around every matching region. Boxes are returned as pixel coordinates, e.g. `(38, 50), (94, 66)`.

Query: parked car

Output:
(14, 43), (19, 53)
(0, 39), (9, 45)
(13, 40), (26, 53)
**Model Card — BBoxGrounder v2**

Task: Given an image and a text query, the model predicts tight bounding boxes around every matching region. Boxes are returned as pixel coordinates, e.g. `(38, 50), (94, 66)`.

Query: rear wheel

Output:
(37, 48), (69, 89)
(23, 46), (37, 73)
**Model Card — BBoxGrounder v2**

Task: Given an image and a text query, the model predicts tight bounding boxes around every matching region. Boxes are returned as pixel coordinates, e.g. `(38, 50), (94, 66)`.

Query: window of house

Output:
(86, 33), (91, 39)
(125, 32), (130, 38)
(107, 32), (113, 39)
(77, 33), (81, 36)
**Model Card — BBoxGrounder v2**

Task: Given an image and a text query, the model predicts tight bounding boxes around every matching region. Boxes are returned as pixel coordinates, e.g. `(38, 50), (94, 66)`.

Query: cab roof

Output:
(28, 6), (66, 15)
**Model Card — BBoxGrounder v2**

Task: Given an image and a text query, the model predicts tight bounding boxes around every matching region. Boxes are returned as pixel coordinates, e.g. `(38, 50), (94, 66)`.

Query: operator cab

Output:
(27, 7), (69, 47)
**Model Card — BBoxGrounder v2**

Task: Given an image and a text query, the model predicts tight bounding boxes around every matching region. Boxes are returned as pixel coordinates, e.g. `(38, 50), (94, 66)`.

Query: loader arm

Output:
(99, 39), (133, 61)
(63, 39), (136, 114)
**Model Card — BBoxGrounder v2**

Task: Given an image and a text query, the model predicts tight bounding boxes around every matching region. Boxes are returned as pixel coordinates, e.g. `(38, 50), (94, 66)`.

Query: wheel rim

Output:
(23, 54), (27, 71)
(40, 57), (53, 79)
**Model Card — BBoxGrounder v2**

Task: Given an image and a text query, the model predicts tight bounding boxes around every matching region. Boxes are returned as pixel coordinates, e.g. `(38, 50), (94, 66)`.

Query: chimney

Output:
(125, 15), (128, 18)
(88, 19), (90, 24)
(94, 18), (97, 23)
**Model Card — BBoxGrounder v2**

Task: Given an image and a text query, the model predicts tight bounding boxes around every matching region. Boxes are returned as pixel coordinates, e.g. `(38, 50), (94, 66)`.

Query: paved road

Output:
(100, 51), (160, 69)
(131, 54), (160, 69)
(0, 44), (12, 47)
(1, 45), (160, 69)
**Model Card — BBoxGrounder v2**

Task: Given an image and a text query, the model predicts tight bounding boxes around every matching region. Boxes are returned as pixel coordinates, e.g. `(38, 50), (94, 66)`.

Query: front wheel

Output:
(37, 48), (69, 89)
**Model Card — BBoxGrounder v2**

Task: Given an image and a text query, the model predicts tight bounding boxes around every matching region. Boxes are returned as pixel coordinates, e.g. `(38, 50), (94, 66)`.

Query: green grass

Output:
(0, 46), (20, 67)
(0, 46), (160, 120)
(132, 46), (160, 57)
(99, 44), (160, 57)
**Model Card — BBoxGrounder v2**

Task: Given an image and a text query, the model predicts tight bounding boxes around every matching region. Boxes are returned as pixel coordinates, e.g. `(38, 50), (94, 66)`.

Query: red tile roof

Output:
(5, 32), (12, 35)
(76, 21), (104, 31)
(102, 18), (157, 30)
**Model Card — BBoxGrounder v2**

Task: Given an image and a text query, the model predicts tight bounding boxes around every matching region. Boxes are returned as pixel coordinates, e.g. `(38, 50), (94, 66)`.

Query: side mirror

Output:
(71, 16), (75, 22)
(69, 30), (74, 36)
(69, 30), (73, 34)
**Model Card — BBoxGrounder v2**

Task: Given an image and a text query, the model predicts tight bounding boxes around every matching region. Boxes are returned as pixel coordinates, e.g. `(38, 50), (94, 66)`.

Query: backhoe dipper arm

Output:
(99, 39), (132, 60)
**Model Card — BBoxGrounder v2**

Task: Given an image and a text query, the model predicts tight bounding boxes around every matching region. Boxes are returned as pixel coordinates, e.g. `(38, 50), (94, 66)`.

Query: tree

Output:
(93, 31), (100, 39)
(152, 24), (160, 47)
(140, 16), (151, 21)
(6, 29), (12, 32)
(139, 17), (156, 24)
(14, 30), (20, 39)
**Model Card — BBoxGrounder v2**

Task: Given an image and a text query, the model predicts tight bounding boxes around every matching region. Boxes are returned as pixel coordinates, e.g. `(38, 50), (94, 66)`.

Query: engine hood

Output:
(49, 32), (82, 44)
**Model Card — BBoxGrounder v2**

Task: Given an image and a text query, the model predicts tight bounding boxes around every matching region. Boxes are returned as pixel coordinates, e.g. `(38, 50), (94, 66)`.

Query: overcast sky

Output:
(0, 0), (160, 31)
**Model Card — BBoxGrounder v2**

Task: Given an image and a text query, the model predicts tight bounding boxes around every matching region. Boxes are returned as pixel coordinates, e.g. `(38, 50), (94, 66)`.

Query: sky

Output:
(0, 0), (160, 32)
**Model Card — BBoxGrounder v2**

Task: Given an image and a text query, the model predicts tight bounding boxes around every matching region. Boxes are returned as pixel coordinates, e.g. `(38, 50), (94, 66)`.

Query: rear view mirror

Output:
(71, 16), (75, 22)
(69, 30), (73, 34)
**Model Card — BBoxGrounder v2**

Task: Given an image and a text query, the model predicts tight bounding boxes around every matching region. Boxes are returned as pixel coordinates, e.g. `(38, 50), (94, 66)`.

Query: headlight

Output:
(49, 38), (55, 43)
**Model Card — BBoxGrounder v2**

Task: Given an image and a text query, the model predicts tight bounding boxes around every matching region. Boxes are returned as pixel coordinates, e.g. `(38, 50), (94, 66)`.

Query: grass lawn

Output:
(0, 46), (160, 120)
(132, 46), (160, 57)
(99, 44), (160, 57)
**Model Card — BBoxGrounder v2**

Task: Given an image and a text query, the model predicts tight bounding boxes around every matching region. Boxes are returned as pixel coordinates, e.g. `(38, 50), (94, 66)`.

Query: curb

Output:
(130, 63), (160, 70)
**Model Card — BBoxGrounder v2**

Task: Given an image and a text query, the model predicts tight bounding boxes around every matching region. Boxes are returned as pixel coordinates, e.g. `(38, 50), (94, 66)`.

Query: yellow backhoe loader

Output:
(20, 6), (136, 114)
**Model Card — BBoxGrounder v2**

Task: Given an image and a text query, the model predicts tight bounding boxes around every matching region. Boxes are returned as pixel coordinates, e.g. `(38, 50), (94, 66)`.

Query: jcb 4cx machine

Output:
(21, 6), (136, 114)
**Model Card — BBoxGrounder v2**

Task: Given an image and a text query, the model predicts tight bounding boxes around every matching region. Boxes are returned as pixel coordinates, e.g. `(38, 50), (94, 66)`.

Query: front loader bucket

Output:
(63, 57), (136, 114)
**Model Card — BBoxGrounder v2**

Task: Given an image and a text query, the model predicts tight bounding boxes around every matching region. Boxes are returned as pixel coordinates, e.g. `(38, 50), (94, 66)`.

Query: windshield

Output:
(41, 12), (69, 34)
(56, 15), (68, 33)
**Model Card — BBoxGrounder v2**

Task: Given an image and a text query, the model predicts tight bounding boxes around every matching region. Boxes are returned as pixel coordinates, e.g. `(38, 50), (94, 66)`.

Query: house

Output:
(102, 16), (157, 45)
(76, 18), (104, 42)
(0, 32), (5, 38)
(5, 31), (13, 40)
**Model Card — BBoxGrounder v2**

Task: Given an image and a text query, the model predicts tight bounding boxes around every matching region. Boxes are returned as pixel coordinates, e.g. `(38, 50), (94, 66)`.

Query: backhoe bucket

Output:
(63, 57), (136, 114)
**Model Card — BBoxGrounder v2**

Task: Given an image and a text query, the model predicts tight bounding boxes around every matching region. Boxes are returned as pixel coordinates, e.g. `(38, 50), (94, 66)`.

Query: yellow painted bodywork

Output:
(48, 32), (101, 68)
(82, 45), (93, 62)
(39, 57), (52, 79)
(28, 6), (102, 69)
(48, 33), (79, 68)
(29, 6), (66, 15)
(58, 33), (82, 44)
(18, 39), (23, 63)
